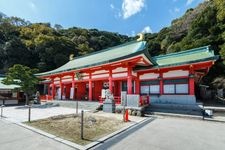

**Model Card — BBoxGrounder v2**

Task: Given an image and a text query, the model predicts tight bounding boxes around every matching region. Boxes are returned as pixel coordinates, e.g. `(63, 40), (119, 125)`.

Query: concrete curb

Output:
(148, 112), (225, 123)
(2, 116), (152, 150)
(148, 112), (203, 120)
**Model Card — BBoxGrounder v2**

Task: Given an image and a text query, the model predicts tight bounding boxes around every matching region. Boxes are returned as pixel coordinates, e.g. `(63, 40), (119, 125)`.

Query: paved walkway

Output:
(93, 116), (225, 150)
(2, 105), (84, 123)
(1, 104), (225, 150)
(0, 119), (75, 150)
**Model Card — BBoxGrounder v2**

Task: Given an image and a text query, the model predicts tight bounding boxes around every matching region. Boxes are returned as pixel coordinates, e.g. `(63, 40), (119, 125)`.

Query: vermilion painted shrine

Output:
(36, 39), (218, 105)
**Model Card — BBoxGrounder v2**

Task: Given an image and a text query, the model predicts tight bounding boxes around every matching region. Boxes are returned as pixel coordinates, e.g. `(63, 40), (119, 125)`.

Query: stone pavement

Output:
(93, 116), (225, 150)
(2, 105), (84, 123)
(1, 103), (225, 150)
(0, 119), (75, 150)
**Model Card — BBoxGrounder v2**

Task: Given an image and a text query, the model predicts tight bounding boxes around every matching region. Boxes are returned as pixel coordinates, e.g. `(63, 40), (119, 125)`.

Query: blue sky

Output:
(0, 0), (204, 36)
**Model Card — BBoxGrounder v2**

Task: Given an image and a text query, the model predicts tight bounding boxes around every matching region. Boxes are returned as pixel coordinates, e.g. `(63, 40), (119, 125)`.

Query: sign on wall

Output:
(70, 87), (74, 99)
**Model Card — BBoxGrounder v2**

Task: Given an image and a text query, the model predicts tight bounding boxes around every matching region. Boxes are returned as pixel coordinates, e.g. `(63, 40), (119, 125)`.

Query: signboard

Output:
(101, 89), (106, 98)
(121, 91), (127, 106)
(70, 87), (74, 99)
(57, 88), (61, 100)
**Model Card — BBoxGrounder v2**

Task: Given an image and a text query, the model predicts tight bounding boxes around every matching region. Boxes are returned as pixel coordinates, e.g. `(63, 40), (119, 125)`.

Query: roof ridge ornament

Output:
(69, 54), (74, 61)
(137, 33), (144, 41)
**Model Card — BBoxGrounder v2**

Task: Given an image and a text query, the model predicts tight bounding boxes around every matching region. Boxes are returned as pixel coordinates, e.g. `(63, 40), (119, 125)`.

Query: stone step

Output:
(145, 103), (203, 116)
(44, 100), (100, 111)
(145, 108), (202, 116)
(147, 103), (202, 111)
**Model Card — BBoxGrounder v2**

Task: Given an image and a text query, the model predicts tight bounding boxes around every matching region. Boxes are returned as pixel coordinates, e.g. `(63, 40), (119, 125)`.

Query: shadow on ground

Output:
(91, 116), (156, 150)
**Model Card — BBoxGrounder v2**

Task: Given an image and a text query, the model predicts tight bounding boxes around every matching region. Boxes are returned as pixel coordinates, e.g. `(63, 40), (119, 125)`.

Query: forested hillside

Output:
(145, 0), (225, 86)
(0, 0), (225, 86)
(0, 15), (129, 73)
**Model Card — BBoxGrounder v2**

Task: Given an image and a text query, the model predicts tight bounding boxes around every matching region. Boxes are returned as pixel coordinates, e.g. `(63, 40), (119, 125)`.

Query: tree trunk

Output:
(25, 93), (29, 105)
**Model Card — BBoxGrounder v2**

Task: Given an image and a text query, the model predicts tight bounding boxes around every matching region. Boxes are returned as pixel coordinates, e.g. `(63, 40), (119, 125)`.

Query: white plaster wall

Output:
(62, 75), (71, 79)
(92, 73), (109, 79)
(53, 81), (59, 84)
(113, 73), (127, 78)
(93, 70), (108, 75)
(62, 78), (72, 83)
(113, 67), (127, 73)
(140, 73), (159, 80)
(163, 70), (189, 78)
(132, 72), (137, 77)
(82, 76), (89, 80)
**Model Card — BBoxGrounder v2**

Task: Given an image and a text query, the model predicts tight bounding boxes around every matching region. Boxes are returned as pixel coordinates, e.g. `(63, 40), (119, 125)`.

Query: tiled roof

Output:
(153, 46), (218, 67)
(36, 41), (219, 77)
(36, 40), (149, 76)
(0, 77), (20, 90)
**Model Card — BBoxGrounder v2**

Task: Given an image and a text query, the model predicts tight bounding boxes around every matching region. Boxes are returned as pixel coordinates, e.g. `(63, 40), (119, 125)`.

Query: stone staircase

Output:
(44, 100), (100, 111)
(145, 103), (203, 116)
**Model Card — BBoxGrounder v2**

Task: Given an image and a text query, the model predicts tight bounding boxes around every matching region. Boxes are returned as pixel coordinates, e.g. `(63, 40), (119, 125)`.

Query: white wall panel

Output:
(163, 70), (189, 78)
(140, 73), (159, 80)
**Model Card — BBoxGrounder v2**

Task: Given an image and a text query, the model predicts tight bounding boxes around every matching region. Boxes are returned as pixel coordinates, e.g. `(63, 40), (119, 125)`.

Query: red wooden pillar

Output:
(51, 78), (55, 99)
(135, 74), (140, 94)
(109, 69), (113, 93)
(159, 72), (163, 95)
(72, 74), (75, 100)
(48, 83), (50, 95)
(89, 72), (92, 101)
(189, 69), (195, 95)
(127, 66), (133, 94)
(60, 77), (63, 100)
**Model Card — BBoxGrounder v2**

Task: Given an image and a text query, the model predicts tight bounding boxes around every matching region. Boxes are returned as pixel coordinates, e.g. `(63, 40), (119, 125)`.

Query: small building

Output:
(36, 39), (218, 105)
(0, 77), (22, 105)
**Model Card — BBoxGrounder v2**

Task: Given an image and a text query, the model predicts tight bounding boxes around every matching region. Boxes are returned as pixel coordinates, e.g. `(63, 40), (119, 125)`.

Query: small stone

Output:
(88, 116), (96, 123)
(128, 109), (132, 115)
(131, 110), (137, 116)
(136, 111), (142, 117)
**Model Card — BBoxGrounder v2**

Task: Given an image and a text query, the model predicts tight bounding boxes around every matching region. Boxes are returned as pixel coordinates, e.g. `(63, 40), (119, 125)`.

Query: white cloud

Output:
(29, 2), (37, 13)
(174, 7), (180, 13)
(141, 26), (152, 33)
(186, 0), (195, 5)
(122, 0), (145, 19)
(110, 4), (114, 9)
(131, 30), (136, 36)
(169, 7), (180, 15)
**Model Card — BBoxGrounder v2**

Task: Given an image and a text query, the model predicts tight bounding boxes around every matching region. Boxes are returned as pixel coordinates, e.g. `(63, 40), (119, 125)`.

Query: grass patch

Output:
(25, 113), (125, 145)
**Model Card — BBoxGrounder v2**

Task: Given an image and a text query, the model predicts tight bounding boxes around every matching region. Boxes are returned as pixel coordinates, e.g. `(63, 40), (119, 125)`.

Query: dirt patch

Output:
(25, 113), (126, 145)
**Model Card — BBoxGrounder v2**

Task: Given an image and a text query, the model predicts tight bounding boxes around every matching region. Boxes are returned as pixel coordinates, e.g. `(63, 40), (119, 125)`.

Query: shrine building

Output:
(36, 38), (218, 105)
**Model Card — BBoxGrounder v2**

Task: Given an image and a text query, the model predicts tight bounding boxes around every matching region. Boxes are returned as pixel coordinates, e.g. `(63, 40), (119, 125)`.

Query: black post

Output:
(76, 100), (78, 114)
(28, 105), (31, 122)
(123, 105), (125, 122)
(1, 105), (4, 118)
(202, 104), (205, 120)
(81, 110), (84, 139)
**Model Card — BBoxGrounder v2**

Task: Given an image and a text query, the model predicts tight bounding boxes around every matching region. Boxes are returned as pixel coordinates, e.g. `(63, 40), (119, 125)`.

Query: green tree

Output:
(214, 0), (225, 22)
(3, 64), (39, 105)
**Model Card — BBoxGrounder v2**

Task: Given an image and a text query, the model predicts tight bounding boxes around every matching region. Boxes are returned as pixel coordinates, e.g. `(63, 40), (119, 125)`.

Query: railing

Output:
(140, 95), (150, 106)
(99, 96), (121, 104)
(40, 95), (53, 101)
(99, 95), (150, 106)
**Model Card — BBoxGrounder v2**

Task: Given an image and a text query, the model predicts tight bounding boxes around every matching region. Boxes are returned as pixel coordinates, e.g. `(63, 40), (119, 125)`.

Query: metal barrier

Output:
(40, 95), (53, 101)
(99, 96), (121, 104)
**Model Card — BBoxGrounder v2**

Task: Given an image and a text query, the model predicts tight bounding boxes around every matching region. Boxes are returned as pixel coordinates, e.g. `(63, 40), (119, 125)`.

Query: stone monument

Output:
(103, 89), (115, 113)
